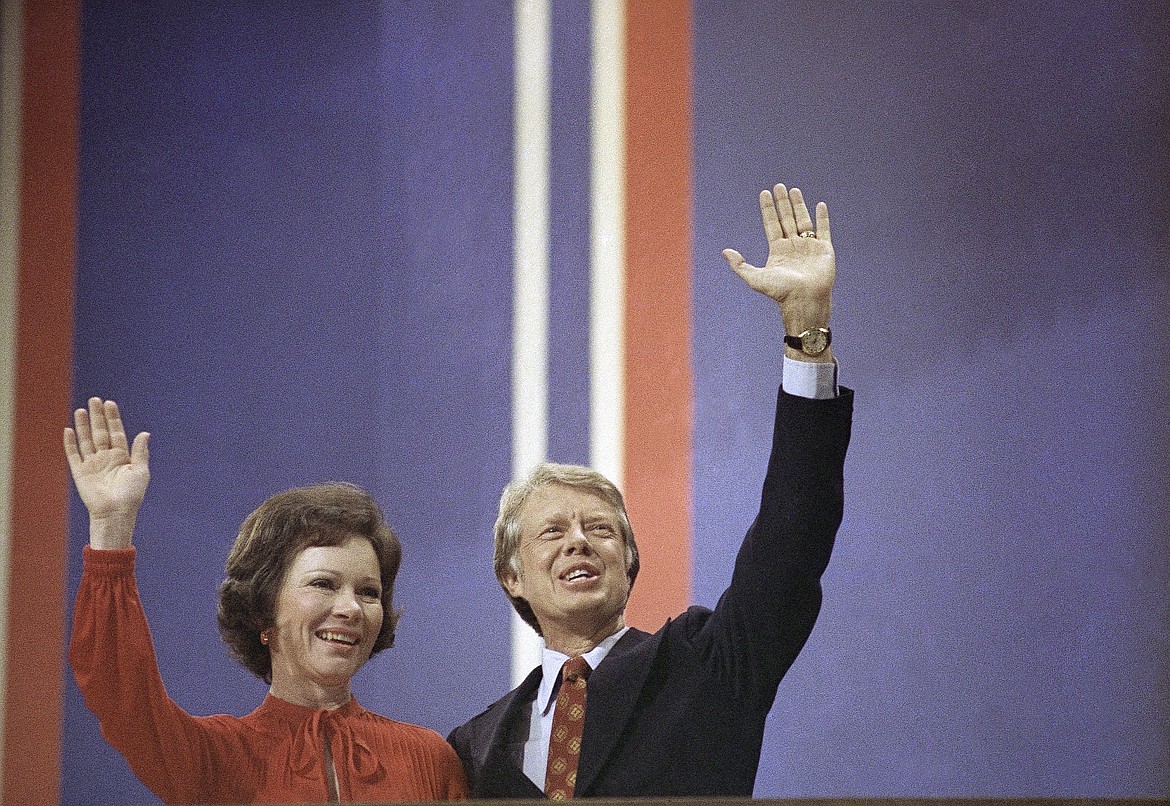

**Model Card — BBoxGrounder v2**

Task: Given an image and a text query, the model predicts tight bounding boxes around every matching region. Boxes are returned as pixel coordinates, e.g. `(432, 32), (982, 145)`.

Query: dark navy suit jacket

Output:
(448, 386), (853, 798)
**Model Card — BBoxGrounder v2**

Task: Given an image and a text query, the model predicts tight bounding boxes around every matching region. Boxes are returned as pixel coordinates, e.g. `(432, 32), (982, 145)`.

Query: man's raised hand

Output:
(722, 183), (835, 343)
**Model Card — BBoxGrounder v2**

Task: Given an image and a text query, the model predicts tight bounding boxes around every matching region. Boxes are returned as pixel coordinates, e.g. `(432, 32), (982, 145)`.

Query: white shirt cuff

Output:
(782, 355), (839, 399)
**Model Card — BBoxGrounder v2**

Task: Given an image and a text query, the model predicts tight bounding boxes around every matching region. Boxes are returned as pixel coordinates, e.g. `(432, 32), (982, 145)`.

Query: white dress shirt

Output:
(521, 628), (629, 787)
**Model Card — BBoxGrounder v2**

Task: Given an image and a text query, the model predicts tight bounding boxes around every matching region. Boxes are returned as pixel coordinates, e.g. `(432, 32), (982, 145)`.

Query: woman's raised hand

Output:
(63, 398), (151, 549)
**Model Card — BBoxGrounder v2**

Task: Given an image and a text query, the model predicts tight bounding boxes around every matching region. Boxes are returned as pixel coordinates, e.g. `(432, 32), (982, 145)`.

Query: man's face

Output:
(503, 483), (631, 651)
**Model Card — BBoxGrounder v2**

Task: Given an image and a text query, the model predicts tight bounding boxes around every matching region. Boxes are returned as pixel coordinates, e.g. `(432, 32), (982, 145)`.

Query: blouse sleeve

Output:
(69, 546), (223, 804)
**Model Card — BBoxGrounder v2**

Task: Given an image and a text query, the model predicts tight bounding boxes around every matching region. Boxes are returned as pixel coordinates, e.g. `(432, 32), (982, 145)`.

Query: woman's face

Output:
(267, 533), (383, 707)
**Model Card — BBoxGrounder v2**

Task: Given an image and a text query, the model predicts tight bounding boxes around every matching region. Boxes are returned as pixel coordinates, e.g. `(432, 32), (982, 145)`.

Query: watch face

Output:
(803, 329), (827, 355)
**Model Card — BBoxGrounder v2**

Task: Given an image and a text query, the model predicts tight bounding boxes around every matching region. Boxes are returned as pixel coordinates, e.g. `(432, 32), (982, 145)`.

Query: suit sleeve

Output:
(446, 723), (477, 792)
(691, 386), (853, 703)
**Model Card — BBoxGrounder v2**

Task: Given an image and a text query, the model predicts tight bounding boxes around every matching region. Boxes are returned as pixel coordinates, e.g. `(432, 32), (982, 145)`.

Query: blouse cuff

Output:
(82, 545), (137, 573)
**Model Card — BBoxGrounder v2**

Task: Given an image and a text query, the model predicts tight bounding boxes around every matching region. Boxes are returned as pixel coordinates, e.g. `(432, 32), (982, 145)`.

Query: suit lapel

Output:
(476, 666), (547, 798)
(575, 626), (664, 795)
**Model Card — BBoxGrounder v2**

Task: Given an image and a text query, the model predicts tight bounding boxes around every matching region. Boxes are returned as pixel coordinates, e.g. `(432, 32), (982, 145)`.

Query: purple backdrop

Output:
(64, 2), (1168, 803)
(68, 3), (513, 804)
(692, 1), (1169, 796)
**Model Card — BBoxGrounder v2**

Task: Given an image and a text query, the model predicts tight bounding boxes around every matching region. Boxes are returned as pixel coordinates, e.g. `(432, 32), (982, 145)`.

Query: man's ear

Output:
(502, 569), (524, 599)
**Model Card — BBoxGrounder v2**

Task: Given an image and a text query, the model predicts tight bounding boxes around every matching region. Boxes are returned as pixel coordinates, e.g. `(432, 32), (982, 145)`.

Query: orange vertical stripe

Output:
(3, 1), (79, 804)
(621, 0), (693, 631)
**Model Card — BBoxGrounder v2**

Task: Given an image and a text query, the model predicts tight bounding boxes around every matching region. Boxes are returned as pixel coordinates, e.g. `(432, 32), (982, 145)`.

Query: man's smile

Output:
(559, 563), (600, 584)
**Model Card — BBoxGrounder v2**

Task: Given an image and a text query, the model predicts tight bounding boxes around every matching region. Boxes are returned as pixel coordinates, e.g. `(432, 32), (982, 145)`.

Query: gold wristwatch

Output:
(783, 327), (831, 356)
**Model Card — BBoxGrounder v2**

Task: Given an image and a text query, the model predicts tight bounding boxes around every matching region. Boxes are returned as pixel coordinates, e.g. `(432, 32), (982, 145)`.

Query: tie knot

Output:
(563, 656), (591, 683)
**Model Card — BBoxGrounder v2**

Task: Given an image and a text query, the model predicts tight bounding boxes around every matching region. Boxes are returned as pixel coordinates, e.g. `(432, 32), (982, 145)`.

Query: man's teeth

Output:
(566, 569), (594, 581)
(318, 631), (359, 645)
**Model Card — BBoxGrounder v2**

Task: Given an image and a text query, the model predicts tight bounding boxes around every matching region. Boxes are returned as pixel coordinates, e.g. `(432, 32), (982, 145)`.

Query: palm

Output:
(64, 398), (150, 521)
(754, 237), (835, 303)
(722, 184), (835, 321)
(71, 444), (150, 518)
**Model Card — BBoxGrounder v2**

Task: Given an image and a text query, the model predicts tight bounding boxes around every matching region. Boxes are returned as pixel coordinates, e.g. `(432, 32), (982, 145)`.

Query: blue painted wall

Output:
(64, 2), (1168, 803)
(692, 1), (1170, 796)
(67, 3), (514, 804)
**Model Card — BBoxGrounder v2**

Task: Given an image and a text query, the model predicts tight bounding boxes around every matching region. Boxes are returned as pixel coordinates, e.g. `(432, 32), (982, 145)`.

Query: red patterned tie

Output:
(544, 656), (591, 799)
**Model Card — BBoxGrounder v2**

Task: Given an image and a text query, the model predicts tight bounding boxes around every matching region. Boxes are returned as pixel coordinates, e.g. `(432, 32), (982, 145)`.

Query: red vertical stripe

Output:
(3, 2), (79, 804)
(622, 0), (694, 631)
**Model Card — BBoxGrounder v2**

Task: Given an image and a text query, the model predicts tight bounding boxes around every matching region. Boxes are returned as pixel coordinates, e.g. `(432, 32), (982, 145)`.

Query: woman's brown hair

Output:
(217, 482), (402, 683)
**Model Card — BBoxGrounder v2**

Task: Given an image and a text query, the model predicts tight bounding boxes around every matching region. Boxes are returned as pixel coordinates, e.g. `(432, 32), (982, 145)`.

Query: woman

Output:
(66, 397), (468, 804)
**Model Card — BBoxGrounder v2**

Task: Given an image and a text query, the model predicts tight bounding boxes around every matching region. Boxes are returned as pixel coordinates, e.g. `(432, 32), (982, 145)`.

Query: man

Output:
(448, 184), (854, 798)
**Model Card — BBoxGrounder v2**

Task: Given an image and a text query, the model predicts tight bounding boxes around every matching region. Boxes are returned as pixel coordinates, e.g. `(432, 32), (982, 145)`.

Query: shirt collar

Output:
(536, 626), (629, 715)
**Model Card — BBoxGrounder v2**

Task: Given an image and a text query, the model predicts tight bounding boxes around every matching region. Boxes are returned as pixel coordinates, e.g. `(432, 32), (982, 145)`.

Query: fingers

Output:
(772, 182), (799, 238)
(758, 190), (783, 245)
(815, 201), (831, 243)
(74, 404), (95, 458)
(723, 248), (771, 295)
(63, 427), (82, 471)
(722, 248), (756, 280)
(130, 431), (151, 467)
(790, 187), (815, 235)
(72, 398), (132, 458)
(87, 397), (110, 453)
(104, 400), (129, 452)
(763, 184), (823, 239)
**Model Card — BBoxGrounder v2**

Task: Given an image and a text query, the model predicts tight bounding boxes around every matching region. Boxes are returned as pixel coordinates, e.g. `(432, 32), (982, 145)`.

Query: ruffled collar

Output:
(252, 693), (383, 794)
(253, 692), (367, 722)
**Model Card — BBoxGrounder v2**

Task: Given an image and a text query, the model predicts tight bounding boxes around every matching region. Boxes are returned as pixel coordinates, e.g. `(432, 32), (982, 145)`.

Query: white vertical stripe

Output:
(589, 0), (625, 487)
(0, 0), (25, 790)
(510, 0), (550, 685)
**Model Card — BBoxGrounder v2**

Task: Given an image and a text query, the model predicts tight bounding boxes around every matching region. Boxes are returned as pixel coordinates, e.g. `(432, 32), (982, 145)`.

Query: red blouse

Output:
(70, 546), (468, 804)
